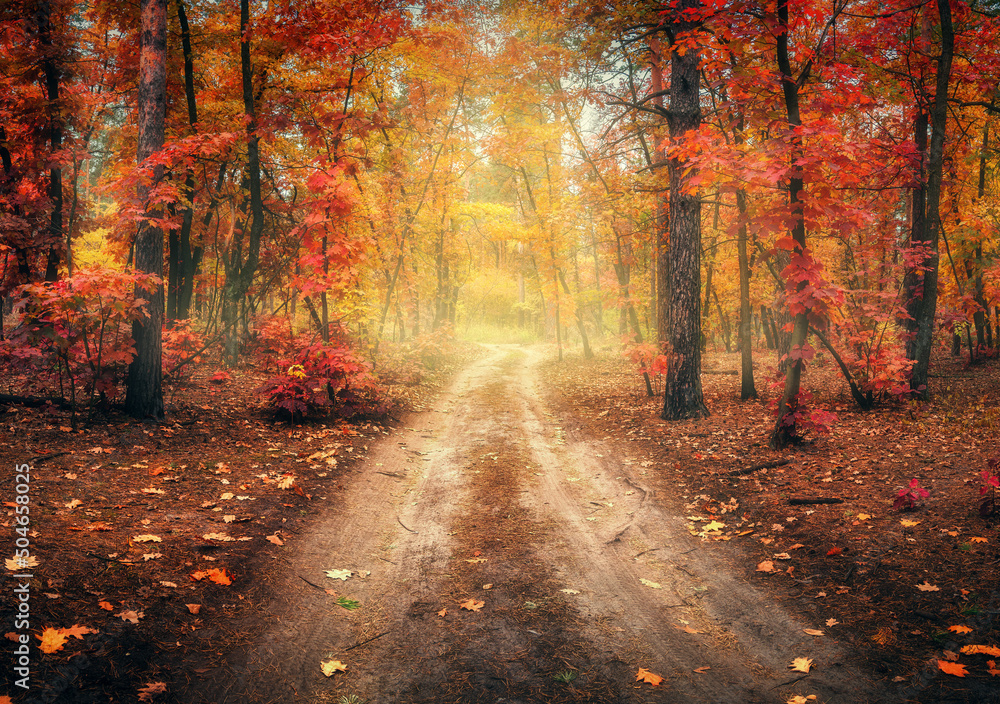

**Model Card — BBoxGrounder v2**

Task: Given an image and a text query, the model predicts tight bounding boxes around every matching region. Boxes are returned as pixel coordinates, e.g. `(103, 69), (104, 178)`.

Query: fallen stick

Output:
(788, 497), (844, 505)
(726, 459), (791, 476)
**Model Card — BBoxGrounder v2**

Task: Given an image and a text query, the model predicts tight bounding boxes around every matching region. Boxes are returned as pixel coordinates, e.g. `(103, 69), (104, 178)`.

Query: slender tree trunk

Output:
(771, 0), (811, 448)
(736, 190), (757, 398)
(124, 0), (167, 420)
(650, 37), (670, 348)
(35, 0), (62, 281)
(662, 0), (708, 421)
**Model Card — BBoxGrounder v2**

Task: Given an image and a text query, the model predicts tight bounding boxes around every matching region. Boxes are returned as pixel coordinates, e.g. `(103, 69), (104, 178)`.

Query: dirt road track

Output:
(187, 345), (889, 703)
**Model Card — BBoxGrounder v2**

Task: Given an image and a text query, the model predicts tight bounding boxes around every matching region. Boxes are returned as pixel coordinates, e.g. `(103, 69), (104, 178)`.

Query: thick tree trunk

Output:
(35, 0), (62, 281)
(662, 0), (708, 421)
(906, 0), (952, 398)
(124, 0), (167, 420)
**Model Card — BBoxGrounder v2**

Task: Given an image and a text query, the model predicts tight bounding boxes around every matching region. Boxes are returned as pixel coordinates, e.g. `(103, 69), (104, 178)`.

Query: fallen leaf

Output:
(640, 578), (662, 589)
(186, 604), (201, 614)
(325, 569), (352, 581)
(133, 535), (162, 543)
(278, 475), (296, 490)
(635, 667), (663, 686)
(803, 629), (824, 636)
(437, 608), (447, 617)
(320, 659), (347, 676)
(117, 610), (142, 623)
(98, 601), (113, 611)
(788, 543), (805, 550)
(137, 681), (167, 700)
(6, 555), (39, 570)
(38, 628), (69, 654)
(786, 696), (818, 704)
(206, 568), (232, 585)
(774, 552), (792, 560)
(142, 552), (163, 561)
(65, 499), (82, 509)
(693, 666), (710, 674)
(789, 657), (813, 673)
(970, 537), (988, 544)
(987, 660), (1000, 677)
(266, 534), (284, 546)
(960, 645), (1000, 656)
(915, 582), (939, 592)
(202, 533), (236, 542)
(900, 519), (920, 527)
(937, 660), (967, 677)
(464, 557), (487, 563)
(826, 547), (843, 556)
(160, 581), (177, 588)
(223, 515), (236, 523)
(4, 633), (18, 642)
(482, 583), (493, 590)
(675, 624), (702, 634)
(61, 625), (97, 640)
(757, 560), (776, 573)
(141, 488), (165, 495)
(826, 618), (839, 627)
(948, 625), (973, 634)
(560, 589), (580, 595)
(460, 599), (485, 612)
(856, 514), (871, 521)
(703, 520), (725, 532)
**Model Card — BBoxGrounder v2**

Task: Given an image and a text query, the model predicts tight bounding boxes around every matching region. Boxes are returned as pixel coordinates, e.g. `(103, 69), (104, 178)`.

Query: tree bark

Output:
(770, 0), (810, 448)
(35, 0), (62, 281)
(736, 189), (757, 399)
(906, 0), (953, 398)
(662, 0), (708, 421)
(124, 0), (167, 420)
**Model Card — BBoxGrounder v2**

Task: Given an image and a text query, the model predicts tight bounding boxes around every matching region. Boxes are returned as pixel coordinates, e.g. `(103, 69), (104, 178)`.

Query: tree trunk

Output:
(906, 0), (953, 398)
(662, 0), (708, 421)
(35, 0), (62, 281)
(124, 0), (167, 420)
(736, 190), (757, 399)
(770, 0), (810, 448)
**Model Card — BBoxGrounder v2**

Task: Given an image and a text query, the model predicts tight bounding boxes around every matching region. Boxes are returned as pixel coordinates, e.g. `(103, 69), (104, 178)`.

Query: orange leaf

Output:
(826, 547), (842, 556)
(960, 645), (1000, 656)
(460, 599), (485, 612)
(636, 667), (664, 686)
(693, 666), (710, 674)
(206, 568), (232, 585)
(789, 657), (812, 673)
(937, 660), (967, 677)
(756, 560), (776, 573)
(437, 608), (447, 617)
(986, 660), (999, 676)
(60, 624), (97, 640)
(674, 624), (702, 634)
(186, 604), (202, 614)
(915, 582), (939, 592)
(38, 628), (68, 654)
(948, 625), (973, 634)
(98, 601), (114, 611)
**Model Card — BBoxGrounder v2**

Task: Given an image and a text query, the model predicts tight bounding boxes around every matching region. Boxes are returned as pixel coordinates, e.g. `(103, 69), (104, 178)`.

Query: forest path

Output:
(188, 345), (887, 704)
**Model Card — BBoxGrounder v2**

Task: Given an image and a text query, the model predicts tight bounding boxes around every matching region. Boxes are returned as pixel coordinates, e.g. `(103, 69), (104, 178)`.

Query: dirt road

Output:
(188, 345), (888, 703)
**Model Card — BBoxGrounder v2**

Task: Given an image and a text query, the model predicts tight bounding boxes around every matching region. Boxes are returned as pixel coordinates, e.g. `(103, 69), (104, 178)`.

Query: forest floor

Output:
(0, 341), (997, 704)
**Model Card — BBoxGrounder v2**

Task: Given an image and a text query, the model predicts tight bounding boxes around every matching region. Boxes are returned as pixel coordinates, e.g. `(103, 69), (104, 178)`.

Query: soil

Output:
(1, 342), (997, 704)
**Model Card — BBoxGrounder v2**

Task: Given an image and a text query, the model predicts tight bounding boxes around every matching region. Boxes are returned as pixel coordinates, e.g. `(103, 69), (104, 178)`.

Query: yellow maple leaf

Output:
(460, 599), (485, 612)
(937, 660), (967, 677)
(960, 645), (1000, 657)
(789, 657), (813, 673)
(38, 628), (68, 654)
(320, 659), (347, 676)
(948, 625), (973, 634)
(900, 519), (920, 527)
(636, 667), (664, 685)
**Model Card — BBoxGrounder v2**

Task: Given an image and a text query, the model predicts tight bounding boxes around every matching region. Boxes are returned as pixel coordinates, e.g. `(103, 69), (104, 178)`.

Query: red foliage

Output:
(893, 478), (930, 511)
